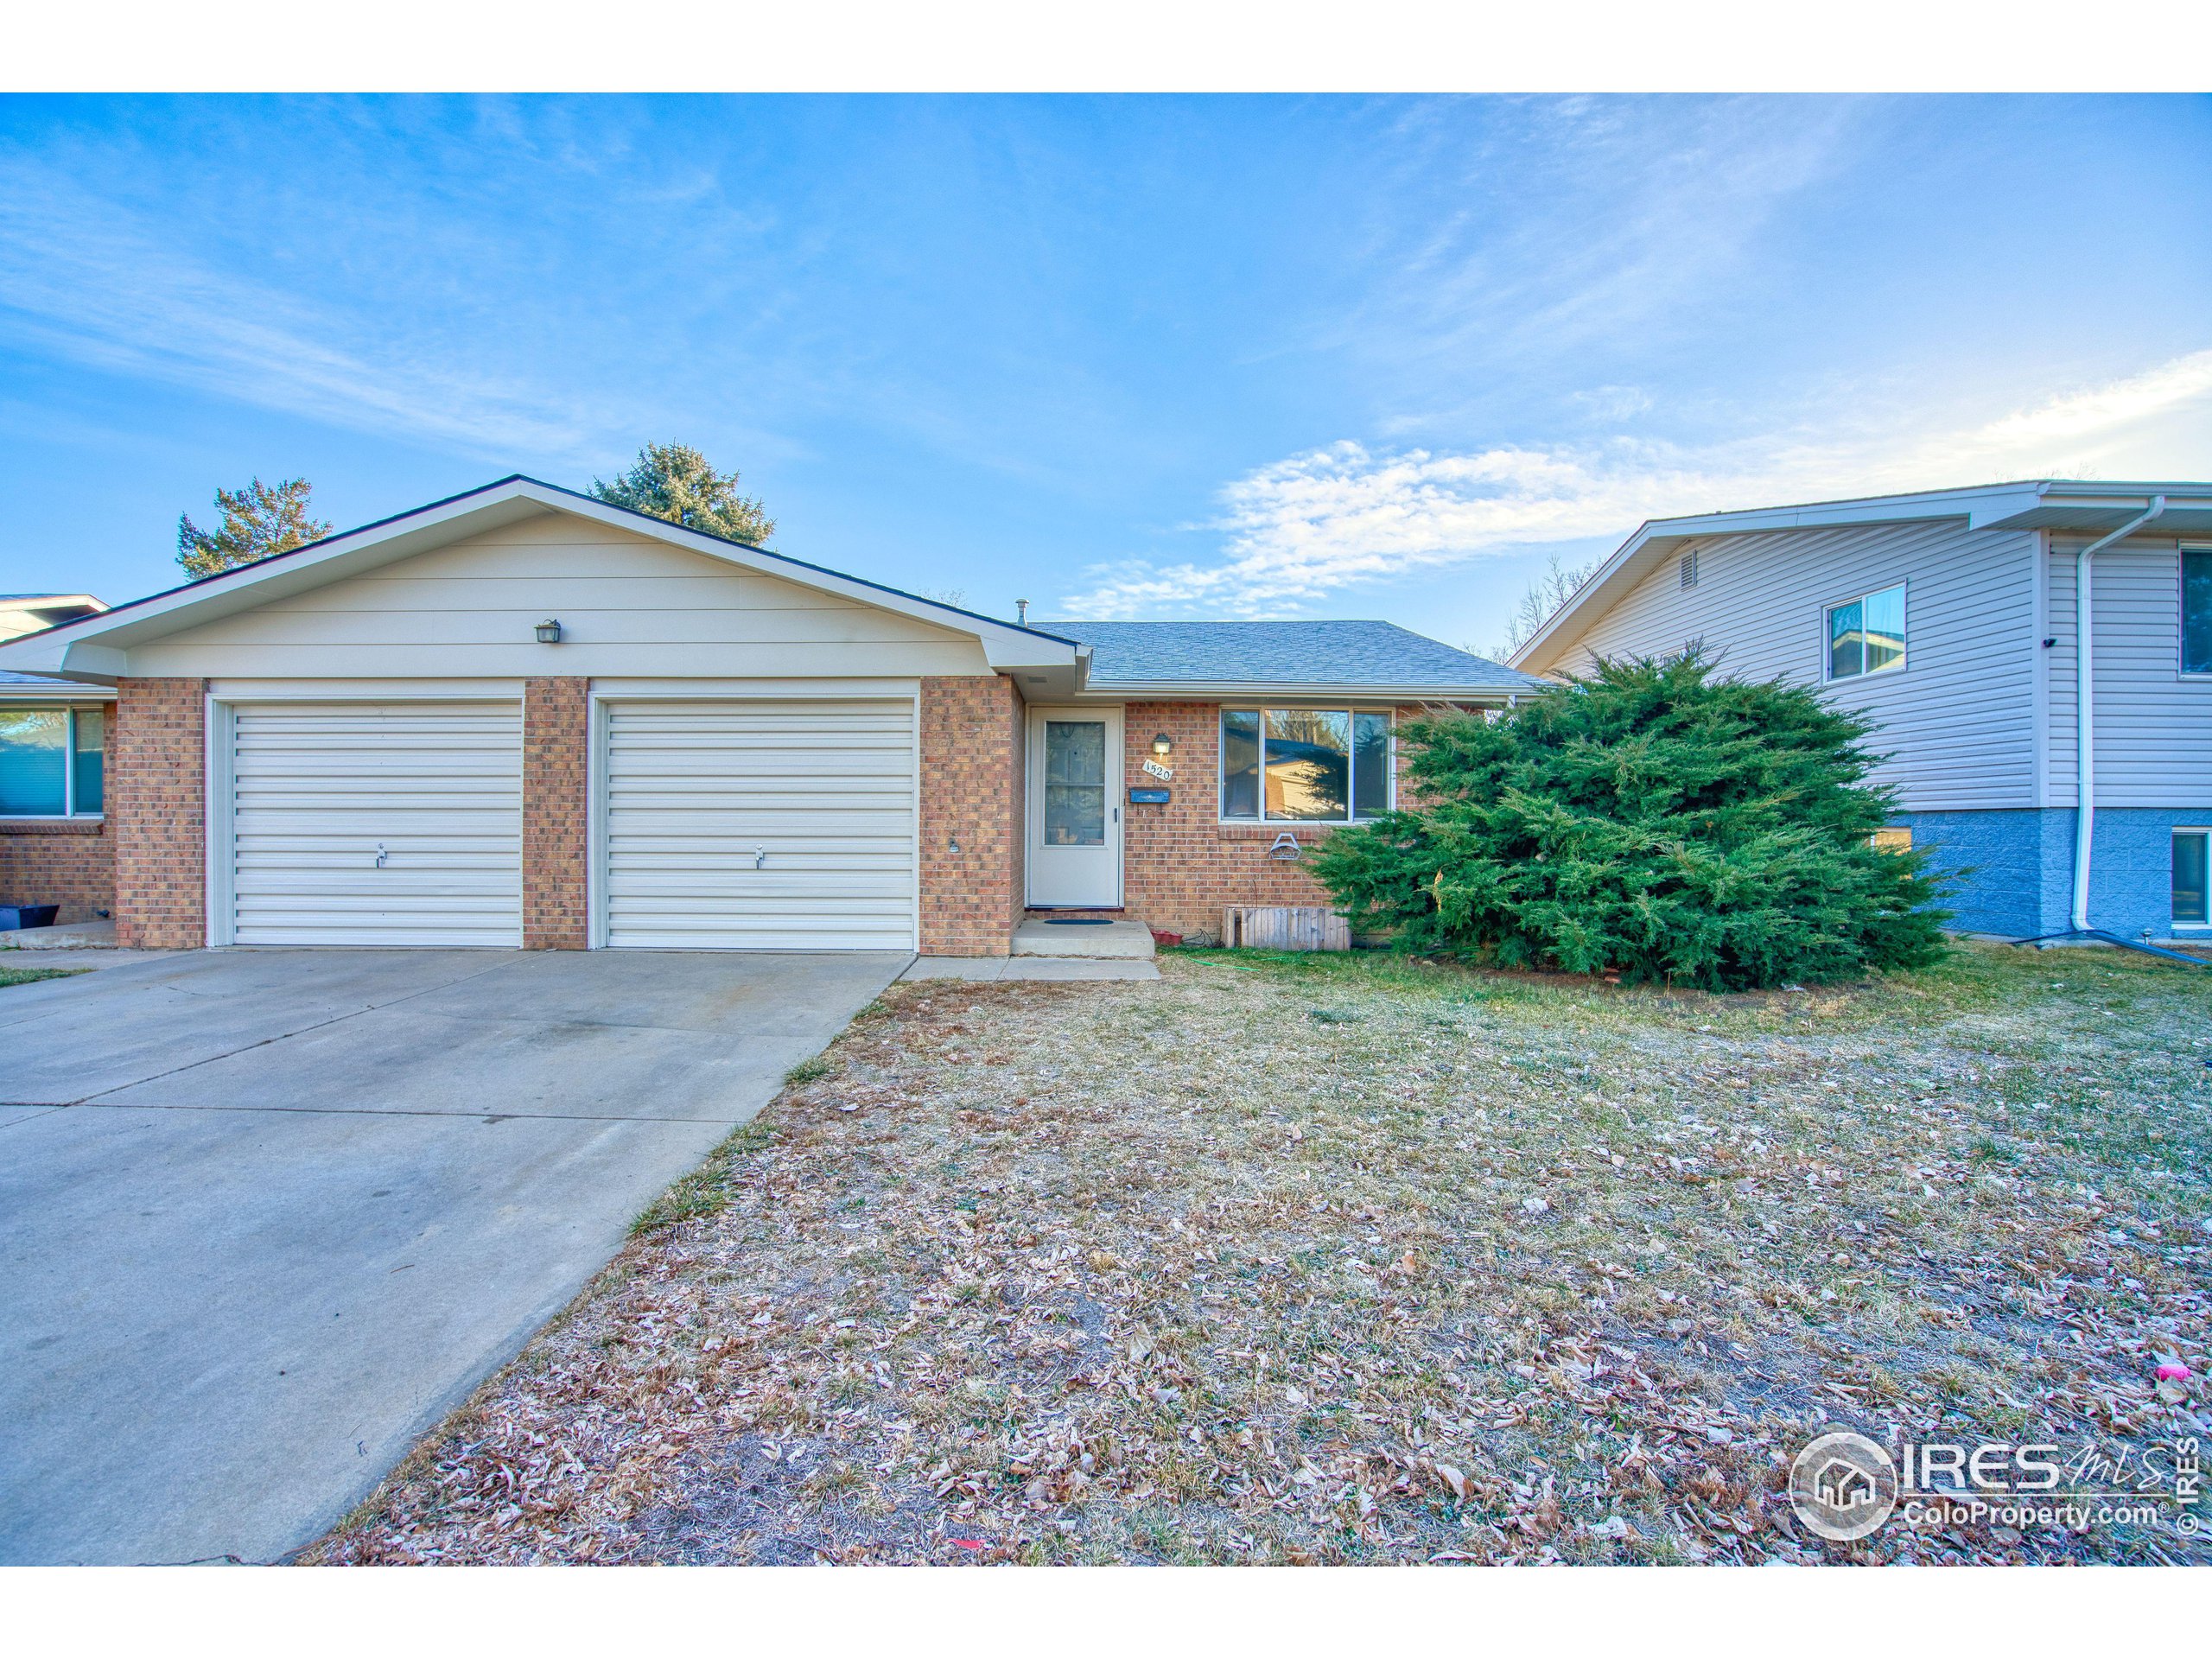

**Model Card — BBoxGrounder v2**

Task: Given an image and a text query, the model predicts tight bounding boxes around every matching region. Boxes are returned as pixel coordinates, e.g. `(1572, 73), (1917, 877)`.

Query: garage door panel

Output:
(227, 702), (522, 947)
(604, 699), (916, 951)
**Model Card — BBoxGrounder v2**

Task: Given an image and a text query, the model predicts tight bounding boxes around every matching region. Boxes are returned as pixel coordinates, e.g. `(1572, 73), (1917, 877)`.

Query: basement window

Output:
(2174, 830), (2210, 927)
(1221, 709), (1392, 823)
(0, 707), (105, 817)
(1826, 583), (1906, 680)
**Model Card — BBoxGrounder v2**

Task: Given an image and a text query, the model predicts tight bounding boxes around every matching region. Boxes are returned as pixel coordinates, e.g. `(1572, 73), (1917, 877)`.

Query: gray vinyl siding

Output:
(1562, 519), (2038, 810)
(2043, 537), (2212, 807)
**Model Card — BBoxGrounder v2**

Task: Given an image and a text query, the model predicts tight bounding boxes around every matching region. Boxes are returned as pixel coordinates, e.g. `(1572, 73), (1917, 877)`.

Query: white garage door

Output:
(604, 699), (916, 950)
(227, 702), (523, 946)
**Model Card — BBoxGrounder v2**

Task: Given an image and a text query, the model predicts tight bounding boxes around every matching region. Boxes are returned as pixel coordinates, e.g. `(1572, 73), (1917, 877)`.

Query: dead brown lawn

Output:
(308, 944), (2211, 1565)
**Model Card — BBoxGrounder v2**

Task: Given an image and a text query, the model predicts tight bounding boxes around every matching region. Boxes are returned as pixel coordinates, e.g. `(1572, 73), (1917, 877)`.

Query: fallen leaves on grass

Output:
(308, 945), (2212, 1566)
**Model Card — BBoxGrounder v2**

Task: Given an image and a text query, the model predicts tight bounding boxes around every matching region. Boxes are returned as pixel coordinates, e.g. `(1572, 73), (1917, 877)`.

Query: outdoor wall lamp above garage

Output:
(534, 618), (563, 644)
(1152, 733), (1173, 756)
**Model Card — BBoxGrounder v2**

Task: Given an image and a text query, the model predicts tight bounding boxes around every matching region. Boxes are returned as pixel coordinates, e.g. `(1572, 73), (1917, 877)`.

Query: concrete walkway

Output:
(900, 956), (1159, 981)
(0, 947), (905, 1565)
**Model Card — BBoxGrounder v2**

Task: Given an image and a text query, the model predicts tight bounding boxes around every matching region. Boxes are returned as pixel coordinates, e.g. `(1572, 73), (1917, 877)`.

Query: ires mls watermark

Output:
(1789, 1430), (2203, 1543)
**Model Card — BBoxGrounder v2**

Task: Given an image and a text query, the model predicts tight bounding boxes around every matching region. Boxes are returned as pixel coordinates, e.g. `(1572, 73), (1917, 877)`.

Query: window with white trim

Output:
(1220, 708), (1392, 823)
(2174, 830), (2209, 927)
(2182, 548), (2212, 675)
(1826, 583), (1906, 680)
(0, 707), (105, 817)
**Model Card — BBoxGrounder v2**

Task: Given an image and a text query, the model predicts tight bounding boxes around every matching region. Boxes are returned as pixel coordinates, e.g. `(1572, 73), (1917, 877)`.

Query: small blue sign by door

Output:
(1128, 787), (1170, 804)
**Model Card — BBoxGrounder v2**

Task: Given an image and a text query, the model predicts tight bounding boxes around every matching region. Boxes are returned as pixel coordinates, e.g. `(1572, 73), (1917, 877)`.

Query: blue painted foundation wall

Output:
(1896, 806), (2212, 941)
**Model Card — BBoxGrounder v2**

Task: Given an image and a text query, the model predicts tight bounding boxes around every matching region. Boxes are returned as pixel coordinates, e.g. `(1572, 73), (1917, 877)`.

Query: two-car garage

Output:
(215, 696), (918, 950)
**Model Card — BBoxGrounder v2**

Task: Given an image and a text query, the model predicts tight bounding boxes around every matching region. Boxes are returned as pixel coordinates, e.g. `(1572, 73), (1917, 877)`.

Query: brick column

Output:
(111, 677), (207, 949)
(522, 677), (590, 950)
(918, 674), (1023, 955)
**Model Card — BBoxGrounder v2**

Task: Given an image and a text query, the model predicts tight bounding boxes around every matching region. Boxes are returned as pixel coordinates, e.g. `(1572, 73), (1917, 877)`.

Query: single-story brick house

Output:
(0, 476), (1535, 953)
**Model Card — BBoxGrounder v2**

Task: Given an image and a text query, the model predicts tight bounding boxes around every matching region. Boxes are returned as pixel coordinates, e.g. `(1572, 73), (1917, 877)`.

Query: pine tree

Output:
(1307, 652), (1950, 991)
(176, 477), (332, 578)
(589, 442), (775, 545)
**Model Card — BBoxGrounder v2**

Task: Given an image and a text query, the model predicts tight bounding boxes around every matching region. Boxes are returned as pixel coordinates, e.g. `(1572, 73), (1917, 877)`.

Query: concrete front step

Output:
(0, 918), (118, 950)
(1012, 918), (1156, 958)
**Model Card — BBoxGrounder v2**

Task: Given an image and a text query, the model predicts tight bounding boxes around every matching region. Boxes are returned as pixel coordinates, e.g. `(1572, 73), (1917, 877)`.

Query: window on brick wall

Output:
(0, 707), (105, 817)
(1221, 708), (1392, 823)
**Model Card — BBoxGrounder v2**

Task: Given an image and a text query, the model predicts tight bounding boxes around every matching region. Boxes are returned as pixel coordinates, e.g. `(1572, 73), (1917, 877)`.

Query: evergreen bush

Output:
(1307, 652), (1950, 990)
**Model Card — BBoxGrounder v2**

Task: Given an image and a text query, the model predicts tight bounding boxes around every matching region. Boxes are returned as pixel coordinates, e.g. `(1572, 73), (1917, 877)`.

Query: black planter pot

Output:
(0, 905), (59, 931)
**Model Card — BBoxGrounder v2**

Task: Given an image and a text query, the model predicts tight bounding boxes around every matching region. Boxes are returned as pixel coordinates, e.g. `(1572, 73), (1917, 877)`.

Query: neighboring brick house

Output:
(0, 475), (1534, 953)
(1, 611), (117, 925)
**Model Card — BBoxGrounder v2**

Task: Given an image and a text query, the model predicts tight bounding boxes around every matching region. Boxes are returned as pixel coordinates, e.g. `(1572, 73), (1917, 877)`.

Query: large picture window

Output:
(2183, 549), (2212, 675)
(0, 707), (104, 817)
(1220, 708), (1391, 823)
(1827, 583), (1906, 680)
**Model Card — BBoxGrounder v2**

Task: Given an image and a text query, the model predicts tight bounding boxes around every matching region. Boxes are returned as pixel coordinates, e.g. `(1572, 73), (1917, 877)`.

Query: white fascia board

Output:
(0, 476), (1084, 679)
(0, 676), (117, 700)
(1506, 519), (1669, 672)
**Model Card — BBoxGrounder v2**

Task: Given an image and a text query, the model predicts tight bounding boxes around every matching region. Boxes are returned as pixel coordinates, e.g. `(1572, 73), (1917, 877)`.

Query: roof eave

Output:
(1077, 679), (1534, 701)
(0, 675), (117, 699)
(1509, 479), (2212, 672)
(0, 476), (1084, 677)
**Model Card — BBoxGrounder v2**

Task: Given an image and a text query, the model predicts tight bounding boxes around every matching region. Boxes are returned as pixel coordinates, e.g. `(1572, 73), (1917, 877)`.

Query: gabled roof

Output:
(1053, 620), (1539, 698)
(1510, 477), (2212, 674)
(0, 474), (1084, 683)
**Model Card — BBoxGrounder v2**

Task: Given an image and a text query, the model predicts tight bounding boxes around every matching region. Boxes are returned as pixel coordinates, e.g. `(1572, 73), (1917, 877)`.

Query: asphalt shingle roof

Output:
(1047, 620), (1541, 691)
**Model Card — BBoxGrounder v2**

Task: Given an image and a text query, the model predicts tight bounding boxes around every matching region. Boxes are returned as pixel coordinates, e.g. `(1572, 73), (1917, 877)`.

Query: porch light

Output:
(1151, 733), (1173, 757)
(535, 619), (563, 645)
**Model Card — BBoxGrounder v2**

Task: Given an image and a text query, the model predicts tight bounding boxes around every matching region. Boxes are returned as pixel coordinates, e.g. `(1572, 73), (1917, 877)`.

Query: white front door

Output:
(1026, 705), (1122, 908)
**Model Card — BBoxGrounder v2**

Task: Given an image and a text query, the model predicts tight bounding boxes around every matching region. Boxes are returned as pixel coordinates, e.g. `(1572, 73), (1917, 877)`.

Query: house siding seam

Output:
(918, 674), (1023, 956)
(522, 677), (590, 950)
(111, 677), (207, 949)
(0, 817), (114, 925)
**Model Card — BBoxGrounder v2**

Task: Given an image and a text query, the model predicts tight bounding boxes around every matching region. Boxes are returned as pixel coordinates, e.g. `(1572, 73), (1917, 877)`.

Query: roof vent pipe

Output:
(2071, 496), (2167, 931)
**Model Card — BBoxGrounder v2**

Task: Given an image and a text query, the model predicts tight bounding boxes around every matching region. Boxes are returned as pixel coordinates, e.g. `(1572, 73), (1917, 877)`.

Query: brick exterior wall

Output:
(918, 674), (1024, 955)
(111, 677), (207, 949)
(523, 677), (591, 950)
(0, 819), (114, 924)
(1113, 701), (1336, 943)
(1090, 702), (1451, 943)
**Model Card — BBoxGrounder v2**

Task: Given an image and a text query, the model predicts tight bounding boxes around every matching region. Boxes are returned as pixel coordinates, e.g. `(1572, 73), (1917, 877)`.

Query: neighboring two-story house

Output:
(1510, 480), (2212, 945)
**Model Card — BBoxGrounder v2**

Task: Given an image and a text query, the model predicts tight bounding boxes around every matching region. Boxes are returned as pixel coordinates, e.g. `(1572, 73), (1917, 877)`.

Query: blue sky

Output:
(2, 93), (2208, 652)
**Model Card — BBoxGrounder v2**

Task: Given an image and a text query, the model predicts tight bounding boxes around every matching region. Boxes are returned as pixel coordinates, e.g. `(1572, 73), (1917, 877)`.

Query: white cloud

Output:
(1060, 347), (2212, 618)
(0, 158), (612, 461)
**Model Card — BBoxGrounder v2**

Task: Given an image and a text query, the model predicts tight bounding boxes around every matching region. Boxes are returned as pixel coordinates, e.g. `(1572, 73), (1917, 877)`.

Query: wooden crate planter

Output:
(1223, 905), (1351, 951)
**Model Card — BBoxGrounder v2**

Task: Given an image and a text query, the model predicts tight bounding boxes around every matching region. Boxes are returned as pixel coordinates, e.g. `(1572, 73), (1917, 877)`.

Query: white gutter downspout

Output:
(2071, 495), (2167, 931)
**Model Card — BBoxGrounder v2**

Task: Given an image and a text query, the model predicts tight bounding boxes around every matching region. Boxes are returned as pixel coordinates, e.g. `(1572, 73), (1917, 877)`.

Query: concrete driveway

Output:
(0, 946), (906, 1565)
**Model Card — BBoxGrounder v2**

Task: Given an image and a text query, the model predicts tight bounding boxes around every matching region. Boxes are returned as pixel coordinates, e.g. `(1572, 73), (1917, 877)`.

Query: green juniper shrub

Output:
(1307, 651), (1951, 991)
